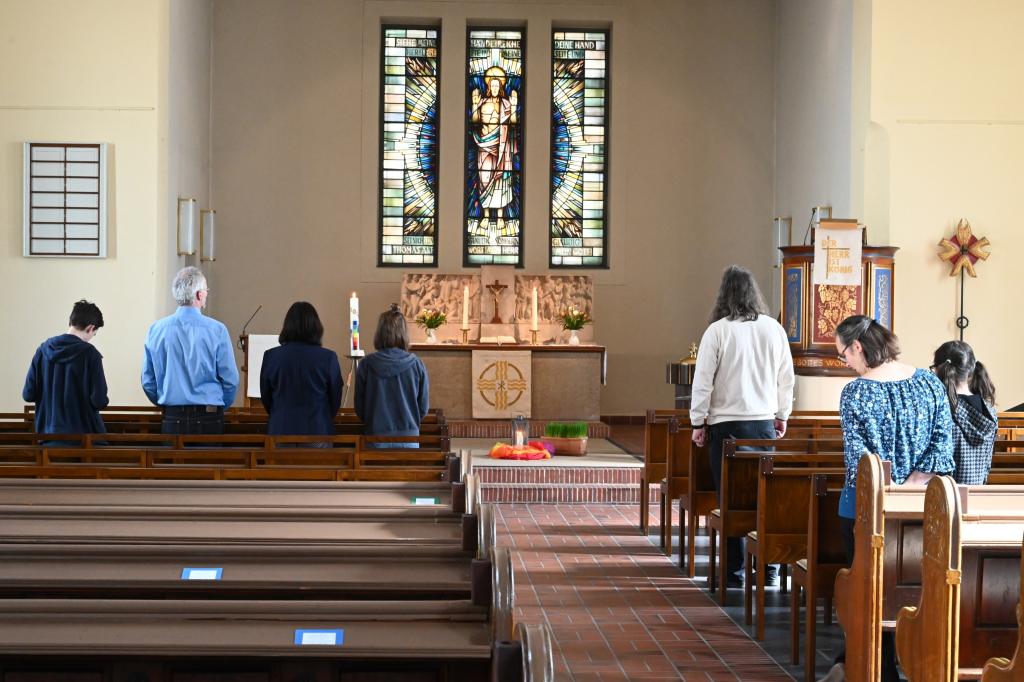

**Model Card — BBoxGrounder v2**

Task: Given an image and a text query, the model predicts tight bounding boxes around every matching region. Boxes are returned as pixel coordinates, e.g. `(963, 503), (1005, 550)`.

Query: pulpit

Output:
(780, 236), (897, 377)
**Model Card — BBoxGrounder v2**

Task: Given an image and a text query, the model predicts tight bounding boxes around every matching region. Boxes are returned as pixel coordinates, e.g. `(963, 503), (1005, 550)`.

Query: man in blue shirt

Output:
(142, 266), (239, 434)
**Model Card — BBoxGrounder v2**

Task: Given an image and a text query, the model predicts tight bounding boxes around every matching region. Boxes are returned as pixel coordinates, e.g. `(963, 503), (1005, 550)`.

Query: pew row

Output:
(981, 542), (1024, 681)
(895, 478), (1024, 682)
(744, 462), (845, 640)
(0, 600), (554, 681)
(706, 441), (844, 603)
(0, 470), (476, 515)
(835, 454), (1024, 682)
(639, 409), (842, 536)
(0, 435), (455, 483)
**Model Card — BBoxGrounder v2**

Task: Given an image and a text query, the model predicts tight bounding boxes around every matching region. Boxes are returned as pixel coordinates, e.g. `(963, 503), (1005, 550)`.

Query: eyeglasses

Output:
(837, 343), (851, 362)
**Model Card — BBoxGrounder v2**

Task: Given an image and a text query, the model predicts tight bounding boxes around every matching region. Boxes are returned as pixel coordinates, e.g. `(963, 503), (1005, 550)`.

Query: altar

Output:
(412, 343), (606, 421)
(401, 265), (602, 421)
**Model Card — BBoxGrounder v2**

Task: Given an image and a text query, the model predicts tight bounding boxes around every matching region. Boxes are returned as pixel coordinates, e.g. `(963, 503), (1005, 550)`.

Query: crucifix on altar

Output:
(485, 279), (508, 324)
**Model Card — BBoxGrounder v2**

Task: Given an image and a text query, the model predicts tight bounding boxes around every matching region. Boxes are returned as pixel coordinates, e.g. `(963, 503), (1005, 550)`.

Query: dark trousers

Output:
(709, 419), (777, 576)
(836, 516), (900, 681)
(161, 405), (225, 435)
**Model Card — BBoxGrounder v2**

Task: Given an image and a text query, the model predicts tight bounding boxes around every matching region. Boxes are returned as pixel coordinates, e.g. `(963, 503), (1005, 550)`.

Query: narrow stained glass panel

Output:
(379, 27), (439, 266)
(465, 28), (524, 266)
(551, 30), (608, 267)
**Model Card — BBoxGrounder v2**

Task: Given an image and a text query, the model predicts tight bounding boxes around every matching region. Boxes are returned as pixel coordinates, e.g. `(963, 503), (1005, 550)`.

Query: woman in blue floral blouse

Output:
(819, 315), (954, 682)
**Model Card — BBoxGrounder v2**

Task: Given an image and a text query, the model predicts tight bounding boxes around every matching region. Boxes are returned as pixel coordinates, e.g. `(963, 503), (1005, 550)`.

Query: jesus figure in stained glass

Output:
(471, 66), (518, 238)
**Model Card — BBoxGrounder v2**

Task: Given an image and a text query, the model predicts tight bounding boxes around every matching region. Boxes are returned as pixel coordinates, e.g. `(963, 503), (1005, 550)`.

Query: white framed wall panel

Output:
(23, 142), (108, 258)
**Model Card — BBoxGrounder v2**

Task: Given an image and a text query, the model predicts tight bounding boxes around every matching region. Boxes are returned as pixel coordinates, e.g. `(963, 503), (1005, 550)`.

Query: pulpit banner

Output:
(813, 221), (862, 286)
(471, 350), (532, 418)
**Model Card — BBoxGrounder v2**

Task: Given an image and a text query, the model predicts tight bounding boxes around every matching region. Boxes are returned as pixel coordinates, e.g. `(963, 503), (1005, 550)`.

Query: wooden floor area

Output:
(499, 504), (794, 681)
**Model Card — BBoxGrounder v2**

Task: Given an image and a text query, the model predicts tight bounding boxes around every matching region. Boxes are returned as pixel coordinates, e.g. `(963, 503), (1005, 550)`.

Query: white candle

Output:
(462, 286), (470, 329)
(349, 292), (360, 352)
(531, 287), (539, 331)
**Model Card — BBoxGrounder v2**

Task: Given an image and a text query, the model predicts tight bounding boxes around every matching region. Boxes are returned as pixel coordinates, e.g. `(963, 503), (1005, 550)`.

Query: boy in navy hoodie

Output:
(22, 300), (109, 436)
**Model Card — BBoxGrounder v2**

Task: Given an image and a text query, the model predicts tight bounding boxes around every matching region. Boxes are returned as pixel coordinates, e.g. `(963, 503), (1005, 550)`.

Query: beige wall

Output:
(211, 0), (777, 413)
(867, 0), (1024, 409)
(777, 0), (1023, 411)
(0, 0), (170, 410)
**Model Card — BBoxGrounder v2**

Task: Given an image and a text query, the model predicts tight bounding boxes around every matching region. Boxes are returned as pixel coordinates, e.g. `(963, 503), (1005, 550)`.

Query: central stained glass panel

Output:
(465, 28), (524, 266)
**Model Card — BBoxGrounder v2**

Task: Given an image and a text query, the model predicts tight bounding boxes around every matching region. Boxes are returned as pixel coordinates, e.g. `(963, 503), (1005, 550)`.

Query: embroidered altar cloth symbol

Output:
(472, 350), (531, 418)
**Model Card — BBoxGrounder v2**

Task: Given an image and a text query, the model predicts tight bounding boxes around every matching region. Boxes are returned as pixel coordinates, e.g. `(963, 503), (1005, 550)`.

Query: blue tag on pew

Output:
(294, 629), (345, 646)
(180, 567), (223, 580)
(412, 497), (440, 505)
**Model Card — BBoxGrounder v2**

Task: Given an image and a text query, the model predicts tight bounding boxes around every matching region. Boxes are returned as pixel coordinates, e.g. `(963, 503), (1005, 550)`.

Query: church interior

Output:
(1, 0), (1022, 680)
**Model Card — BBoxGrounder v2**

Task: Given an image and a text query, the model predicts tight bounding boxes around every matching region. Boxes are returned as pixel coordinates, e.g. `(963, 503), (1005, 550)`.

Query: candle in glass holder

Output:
(461, 286), (470, 329)
(531, 287), (539, 331)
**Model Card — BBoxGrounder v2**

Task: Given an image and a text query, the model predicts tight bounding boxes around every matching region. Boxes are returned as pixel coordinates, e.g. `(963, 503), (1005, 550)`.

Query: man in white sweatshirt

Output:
(690, 265), (795, 587)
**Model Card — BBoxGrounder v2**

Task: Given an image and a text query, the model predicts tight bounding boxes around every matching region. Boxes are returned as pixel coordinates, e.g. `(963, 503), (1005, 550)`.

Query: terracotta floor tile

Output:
(496, 504), (794, 681)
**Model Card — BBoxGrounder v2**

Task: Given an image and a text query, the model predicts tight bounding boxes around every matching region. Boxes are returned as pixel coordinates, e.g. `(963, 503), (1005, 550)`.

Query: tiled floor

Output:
(498, 503), (797, 681)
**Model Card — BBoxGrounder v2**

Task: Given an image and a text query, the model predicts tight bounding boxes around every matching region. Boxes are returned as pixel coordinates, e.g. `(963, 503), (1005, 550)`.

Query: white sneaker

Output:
(817, 663), (845, 682)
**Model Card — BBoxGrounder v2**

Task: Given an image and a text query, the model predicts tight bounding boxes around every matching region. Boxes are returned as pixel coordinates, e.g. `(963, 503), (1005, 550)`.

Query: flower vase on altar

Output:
(416, 309), (446, 345)
(560, 305), (590, 346)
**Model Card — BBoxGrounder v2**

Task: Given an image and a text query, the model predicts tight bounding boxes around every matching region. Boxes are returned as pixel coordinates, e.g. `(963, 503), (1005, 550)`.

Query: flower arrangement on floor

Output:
(560, 306), (591, 345)
(415, 309), (447, 343)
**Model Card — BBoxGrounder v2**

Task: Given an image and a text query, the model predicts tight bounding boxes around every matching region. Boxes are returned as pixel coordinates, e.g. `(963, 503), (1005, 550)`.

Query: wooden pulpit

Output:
(780, 234), (897, 377)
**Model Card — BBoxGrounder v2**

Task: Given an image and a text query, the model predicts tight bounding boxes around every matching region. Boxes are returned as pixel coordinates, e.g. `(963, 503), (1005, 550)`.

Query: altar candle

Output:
(462, 286), (470, 329)
(531, 287), (539, 331)
(349, 292), (360, 352)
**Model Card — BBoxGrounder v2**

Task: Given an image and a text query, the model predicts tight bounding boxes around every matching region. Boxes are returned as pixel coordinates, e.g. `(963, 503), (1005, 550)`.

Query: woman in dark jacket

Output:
(932, 340), (998, 484)
(260, 302), (343, 440)
(355, 304), (429, 447)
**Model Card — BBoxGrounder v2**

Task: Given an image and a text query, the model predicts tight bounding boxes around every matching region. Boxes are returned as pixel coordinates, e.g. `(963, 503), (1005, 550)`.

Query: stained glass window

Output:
(551, 30), (608, 267)
(379, 26), (440, 266)
(465, 28), (524, 266)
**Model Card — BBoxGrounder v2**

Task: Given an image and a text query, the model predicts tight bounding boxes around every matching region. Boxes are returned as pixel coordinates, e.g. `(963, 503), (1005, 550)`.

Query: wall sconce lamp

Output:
(177, 197), (197, 256)
(773, 216), (793, 248)
(200, 209), (216, 262)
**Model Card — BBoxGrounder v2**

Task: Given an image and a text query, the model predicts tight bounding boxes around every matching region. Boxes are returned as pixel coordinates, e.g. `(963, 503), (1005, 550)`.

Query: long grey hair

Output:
(708, 265), (768, 323)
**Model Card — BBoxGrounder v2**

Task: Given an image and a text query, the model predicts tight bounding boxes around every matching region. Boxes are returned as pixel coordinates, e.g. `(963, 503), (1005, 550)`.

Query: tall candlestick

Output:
(531, 287), (539, 331)
(461, 286), (470, 329)
(349, 292), (360, 353)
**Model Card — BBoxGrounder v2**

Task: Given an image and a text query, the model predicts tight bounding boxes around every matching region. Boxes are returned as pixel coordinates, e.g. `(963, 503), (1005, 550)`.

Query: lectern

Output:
(779, 234), (897, 377)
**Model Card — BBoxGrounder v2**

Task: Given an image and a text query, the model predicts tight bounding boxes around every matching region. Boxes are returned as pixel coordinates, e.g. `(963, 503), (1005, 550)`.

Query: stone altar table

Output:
(411, 343), (605, 421)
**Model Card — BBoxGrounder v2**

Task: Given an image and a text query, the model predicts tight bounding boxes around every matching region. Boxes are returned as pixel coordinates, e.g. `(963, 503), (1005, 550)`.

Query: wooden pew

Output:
(895, 478), (1024, 681)
(836, 455), (1024, 682)
(0, 501), (497, 560)
(678, 422), (716, 578)
(981, 537), (1024, 681)
(0, 433), (454, 483)
(662, 419), (840, 565)
(706, 438), (843, 602)
(0, 468), (477, 515)
(791, 472), (847, 682)
(641, 408), (686, 535)
(744, 461), (845, 640)
(0, 601), (553, 681)
(639, 408), (841, 537)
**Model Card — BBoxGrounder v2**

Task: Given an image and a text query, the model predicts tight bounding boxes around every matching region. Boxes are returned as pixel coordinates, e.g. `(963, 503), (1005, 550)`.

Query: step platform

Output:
(453, 437), (641, 504)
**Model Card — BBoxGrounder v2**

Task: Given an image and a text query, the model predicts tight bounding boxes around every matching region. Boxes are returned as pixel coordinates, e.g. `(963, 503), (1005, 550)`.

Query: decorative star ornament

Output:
(938, 219), (991, 277)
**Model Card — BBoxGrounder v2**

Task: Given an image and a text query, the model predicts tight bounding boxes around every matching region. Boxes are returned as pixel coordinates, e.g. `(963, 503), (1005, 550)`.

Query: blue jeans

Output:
(708, 419), (777, 576)
(161, 406), (224, 435)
